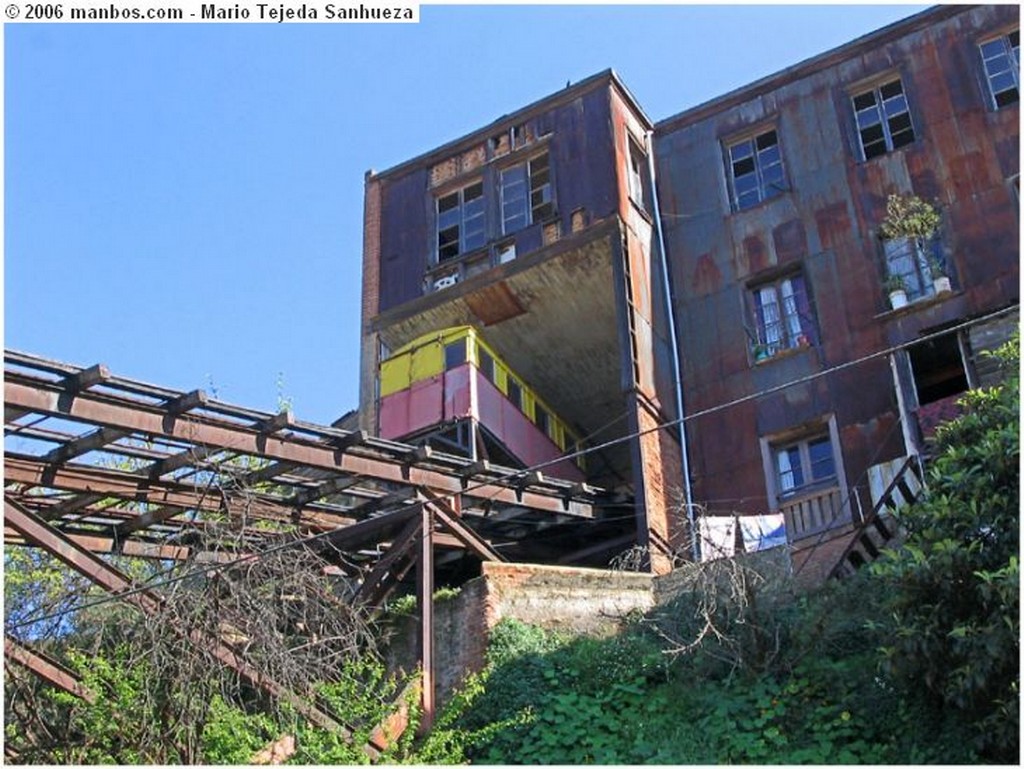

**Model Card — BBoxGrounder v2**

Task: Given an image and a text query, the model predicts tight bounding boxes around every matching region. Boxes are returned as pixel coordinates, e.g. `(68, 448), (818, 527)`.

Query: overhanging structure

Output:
(4, 348), (628, 732)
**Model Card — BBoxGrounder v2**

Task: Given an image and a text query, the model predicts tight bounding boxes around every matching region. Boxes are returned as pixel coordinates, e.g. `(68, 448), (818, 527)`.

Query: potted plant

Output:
(883, 274), (908, 309)
(929, 257), (952, 294)
(878, 193), (941, 241)
(752, 343), (772, 362)
(878, 193), (942, 304)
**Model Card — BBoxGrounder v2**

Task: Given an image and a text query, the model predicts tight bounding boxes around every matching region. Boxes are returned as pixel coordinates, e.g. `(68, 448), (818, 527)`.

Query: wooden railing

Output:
(780, 485), (848, 541)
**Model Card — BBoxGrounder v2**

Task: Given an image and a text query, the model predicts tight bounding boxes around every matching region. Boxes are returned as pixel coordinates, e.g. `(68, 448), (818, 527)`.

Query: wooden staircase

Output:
(829, 456), (925, 579)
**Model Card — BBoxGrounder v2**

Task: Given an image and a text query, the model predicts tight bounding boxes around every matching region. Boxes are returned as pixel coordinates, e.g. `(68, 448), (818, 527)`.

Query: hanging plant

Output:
(878, 193), (941, 240)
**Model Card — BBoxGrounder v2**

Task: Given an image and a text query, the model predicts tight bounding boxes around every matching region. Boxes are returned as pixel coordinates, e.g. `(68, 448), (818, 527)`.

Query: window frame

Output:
(748, 272), (817, 362)
(726, 127), (787, 212)
(979, 28), (1020, 109)
(772, 434), (837, 500)
(851, 76), (916, 161)
(436, 181), (486, 262)
(499, 150), (555, 236)
(882, 235), (941, 303)
(759, 416), (847, 513)
(626, 137), (653, 214)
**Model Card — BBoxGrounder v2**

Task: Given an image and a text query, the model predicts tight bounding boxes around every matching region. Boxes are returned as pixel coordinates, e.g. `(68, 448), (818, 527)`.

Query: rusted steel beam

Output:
(3, 531), (238, 563)
(144, 444), (217, 479)
(5, 497), (164, 613)
(318, 505), (419, 552)
(6, 455), (352, 532)
(354, 515), (422, 607)
(41, 426), (128, 465)
(5, 378), (590, 516)
(32, 492), (105, 519)
(65, 363), (109, 392)
(423, 491), (504, 563)
(5, 636), (95, 703)
(417, 504), (435, 732)
(4, 496), (348, 736)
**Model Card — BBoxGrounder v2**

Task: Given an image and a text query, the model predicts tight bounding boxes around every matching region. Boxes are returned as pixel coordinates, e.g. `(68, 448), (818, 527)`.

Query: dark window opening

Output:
(774, 434), (837, 498)
(437, 183), (485, 261)
(853, 78), (916, 160)
(507, 379), (522, 410)
(909, 334), (969, 405)
(749, 273), (818, 360)
(501, 151), (554, 235)
(534, 405), (550, 437)
(627, 139), (652, 213)
(478, 348), (495, 382)
(444, 339), (467, 370)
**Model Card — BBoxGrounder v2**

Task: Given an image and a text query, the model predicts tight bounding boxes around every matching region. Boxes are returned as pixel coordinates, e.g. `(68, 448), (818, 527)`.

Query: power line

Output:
(7, 304), (1016, 629)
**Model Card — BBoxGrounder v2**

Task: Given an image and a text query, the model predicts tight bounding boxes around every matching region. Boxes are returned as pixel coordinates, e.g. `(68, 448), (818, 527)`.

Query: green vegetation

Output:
(415, 335), (1020, 764)
(5, 338), (1017, 764)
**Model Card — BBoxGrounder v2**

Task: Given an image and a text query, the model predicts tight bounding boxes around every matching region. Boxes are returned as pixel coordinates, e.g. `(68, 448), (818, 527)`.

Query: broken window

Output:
(627, 139), (652, 213)
(437, 182), (485, 261)
(852, 78), (916, 160)
(728, 129), (786, 211)
(500, 152), (554, 235)
(773, 434), (836, 498)
(749, 273), (817, 360)
(980, 29), (1020, 108)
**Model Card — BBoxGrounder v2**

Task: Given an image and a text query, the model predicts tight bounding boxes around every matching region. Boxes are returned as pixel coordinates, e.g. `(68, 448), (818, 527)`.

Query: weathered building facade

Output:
(654, 4), (1019, 578)
(360, 73), (686, 572)
(361, 5), (1019, 578)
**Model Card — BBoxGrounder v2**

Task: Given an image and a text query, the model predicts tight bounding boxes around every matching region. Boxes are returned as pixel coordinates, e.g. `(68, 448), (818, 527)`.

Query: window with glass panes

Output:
(437, 182), (486, 261)
(500, 152), (553, 235)
(774, 435), (836, 498)
(852, 78), (915, 160)
(883, 236), (939, 301)
(751, 274), (816, 357)
(728, 129), (786, 211)
(980, 30), (1020, 108)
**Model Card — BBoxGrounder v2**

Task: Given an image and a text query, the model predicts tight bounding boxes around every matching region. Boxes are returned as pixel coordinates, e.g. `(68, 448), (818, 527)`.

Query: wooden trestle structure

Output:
(3, 349), (620, 740)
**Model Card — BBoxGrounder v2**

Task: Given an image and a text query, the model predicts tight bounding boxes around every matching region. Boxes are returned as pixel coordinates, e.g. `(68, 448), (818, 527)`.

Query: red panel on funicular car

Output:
(379, 362), (583, 482)
(474, 370), (584, 482)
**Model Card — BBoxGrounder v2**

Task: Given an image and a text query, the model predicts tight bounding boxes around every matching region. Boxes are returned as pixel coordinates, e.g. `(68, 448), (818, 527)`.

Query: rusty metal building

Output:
(359, 72), (686, 573)
(359, 5), (1019, 578)
(654, 4), (1019, 578)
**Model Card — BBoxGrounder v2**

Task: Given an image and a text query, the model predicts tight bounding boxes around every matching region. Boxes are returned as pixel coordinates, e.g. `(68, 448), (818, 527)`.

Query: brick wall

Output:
(383, 562), (655, 704)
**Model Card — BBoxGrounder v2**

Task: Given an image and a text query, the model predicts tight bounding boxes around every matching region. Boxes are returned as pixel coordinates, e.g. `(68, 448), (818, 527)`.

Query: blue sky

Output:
(5, 4), (926, 425)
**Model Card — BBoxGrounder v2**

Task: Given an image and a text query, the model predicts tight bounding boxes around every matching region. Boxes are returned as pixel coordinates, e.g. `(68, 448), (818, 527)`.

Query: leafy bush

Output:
(871, 335), (1019, 761)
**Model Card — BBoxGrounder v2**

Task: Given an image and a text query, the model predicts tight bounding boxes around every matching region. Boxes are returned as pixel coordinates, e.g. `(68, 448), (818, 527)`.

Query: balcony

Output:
(780, 485), (849, 541)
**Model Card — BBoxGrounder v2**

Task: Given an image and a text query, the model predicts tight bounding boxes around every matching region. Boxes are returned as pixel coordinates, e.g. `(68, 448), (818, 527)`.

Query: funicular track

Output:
(3, 349), (622, 749)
